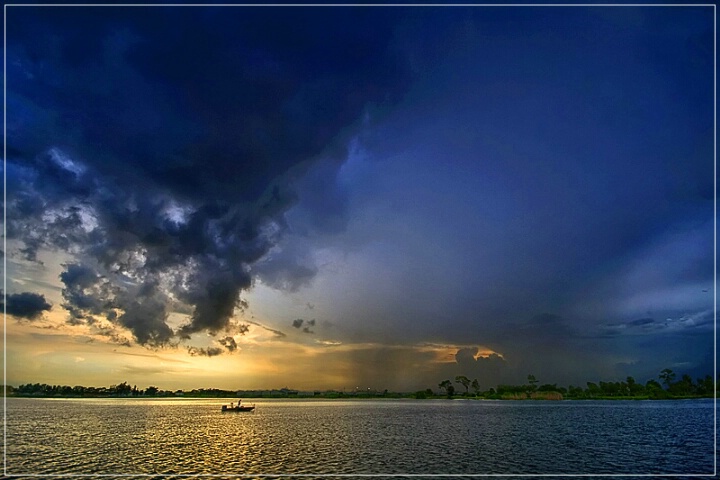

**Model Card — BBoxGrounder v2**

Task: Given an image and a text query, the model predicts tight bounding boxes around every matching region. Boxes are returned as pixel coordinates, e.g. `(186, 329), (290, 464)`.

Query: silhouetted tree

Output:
(695, 375), (713, 396)
(567, 385), (584, 398)
(600, 381), (621, 396)
(645, 379), (668, 399)
(629, 377), (647, 396)
(538, 383), (559, 392)
(527, 374), (538, 391)
(471, 379), (480, 396)
(670, 374), (694, 396)
(455, 375), (471, 395)
(111, 382), (132, 396)
(659, 369), (675, 390)
(446, 384), (455, 397)
(586, 382), (601, 397)
(438, 380), (452, 395)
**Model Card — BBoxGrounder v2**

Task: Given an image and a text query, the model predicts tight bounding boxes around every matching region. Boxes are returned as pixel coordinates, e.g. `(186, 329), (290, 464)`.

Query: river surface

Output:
(4, 397), (715, 476)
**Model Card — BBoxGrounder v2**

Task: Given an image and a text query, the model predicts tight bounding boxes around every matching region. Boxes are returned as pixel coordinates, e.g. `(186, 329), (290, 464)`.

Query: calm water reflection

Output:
(5, 397), (714, 476)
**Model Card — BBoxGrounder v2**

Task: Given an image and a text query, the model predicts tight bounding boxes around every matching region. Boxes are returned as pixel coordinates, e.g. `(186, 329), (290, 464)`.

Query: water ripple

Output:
(5, 398), (714, 476)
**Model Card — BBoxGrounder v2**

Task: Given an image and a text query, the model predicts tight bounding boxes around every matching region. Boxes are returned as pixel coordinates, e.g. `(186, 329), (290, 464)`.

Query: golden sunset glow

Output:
(4, 4), (713, 397)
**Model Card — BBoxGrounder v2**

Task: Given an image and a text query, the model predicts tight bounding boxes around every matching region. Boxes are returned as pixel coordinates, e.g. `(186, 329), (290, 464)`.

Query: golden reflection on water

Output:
(5, 397), (715, 476)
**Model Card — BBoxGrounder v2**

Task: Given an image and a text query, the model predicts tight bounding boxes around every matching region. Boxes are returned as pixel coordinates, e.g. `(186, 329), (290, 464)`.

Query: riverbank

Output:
(7, 370), (716, 400)
(5, 390), (713, 401)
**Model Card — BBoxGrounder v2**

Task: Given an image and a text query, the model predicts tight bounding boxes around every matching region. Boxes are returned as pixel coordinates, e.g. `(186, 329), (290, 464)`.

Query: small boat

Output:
(221, 400), (255, 412)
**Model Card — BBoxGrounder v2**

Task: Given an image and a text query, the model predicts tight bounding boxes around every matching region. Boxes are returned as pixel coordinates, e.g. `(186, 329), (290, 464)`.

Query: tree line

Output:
(432, 369), (715, 400)
(9, 382), (194, 397)
(6, 368), (715, 400)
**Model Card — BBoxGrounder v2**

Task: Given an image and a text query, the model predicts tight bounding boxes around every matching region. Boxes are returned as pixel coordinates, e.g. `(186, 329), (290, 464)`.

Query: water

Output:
(4, 397), (715, 476)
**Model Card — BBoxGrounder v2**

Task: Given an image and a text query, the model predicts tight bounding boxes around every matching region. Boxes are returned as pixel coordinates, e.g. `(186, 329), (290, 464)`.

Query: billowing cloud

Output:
(6, 7), (412, 352)
(3, 291), (52, 320)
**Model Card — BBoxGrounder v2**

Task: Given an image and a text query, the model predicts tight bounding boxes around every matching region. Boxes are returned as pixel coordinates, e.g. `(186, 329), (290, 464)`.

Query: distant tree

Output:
(599, 381), (621, 396)
(113, 382), (132, 396)
(471, 379), (480, 396)
(626, 376), (645, 396)
(446, 384), (455, 398)
(438, 380), (452, 396)
(567, 385), (584, 398)
(659, 369), (676, 390)
(619, 379), (629, 396)
(625, 376), (635, 395)
(538, 383), (558, 392)
(645, 379), (662, 390)
(525, 375), (539, 397)
(144, 386), (159, 396)
(497, 384), (525, 395)
(695, 375), (713, 396)
(645, 379), (668, 399)
(586, 382), (601, 397)
(670, 374), (694, 396)
(455, 375), (471, 395)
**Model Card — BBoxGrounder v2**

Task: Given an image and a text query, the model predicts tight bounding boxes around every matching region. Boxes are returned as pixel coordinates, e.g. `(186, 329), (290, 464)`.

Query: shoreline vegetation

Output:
(5, 369), (715, 401)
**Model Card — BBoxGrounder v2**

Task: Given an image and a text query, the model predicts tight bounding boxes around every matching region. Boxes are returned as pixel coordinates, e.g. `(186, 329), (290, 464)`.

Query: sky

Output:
(4, 4), (715, 393)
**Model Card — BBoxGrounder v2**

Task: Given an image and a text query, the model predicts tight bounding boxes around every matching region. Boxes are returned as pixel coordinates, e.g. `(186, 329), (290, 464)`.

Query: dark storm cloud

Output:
(327, 9), (707, 386)
(219, 336), (238, 353)
(96, 326), (132, 348)
(8, 7), (409, 205)
(292, 318), (315, 334)
(59, 264), (116, 322)
(3, 291), (52, 320)
(6, 7), (412, 350)
(116, 289), (174, 347)
(5, 5), (713, 388)
(303, 318), (315, 333)
(187, 346), (224, 357)
(253, 240), (318, 292)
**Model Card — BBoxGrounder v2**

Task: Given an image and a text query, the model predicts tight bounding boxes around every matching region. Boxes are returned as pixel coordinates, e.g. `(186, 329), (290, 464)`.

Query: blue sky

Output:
(4, 5), (715, 391)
